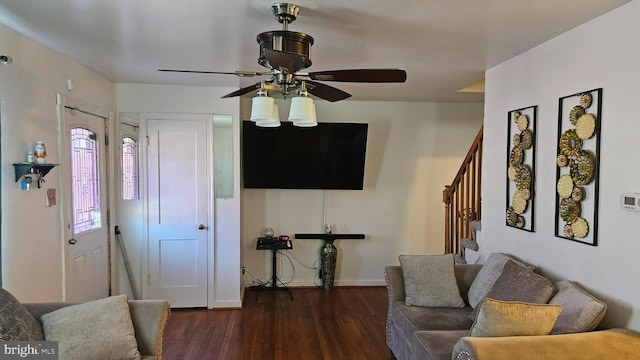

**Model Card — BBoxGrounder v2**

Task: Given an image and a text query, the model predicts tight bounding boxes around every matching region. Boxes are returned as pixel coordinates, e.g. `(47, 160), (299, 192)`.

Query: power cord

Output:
(277, 250), (296, 285)
(242, 265), (269, 287)
(278, 250), (323, 287)
(243, 249), (324, 288)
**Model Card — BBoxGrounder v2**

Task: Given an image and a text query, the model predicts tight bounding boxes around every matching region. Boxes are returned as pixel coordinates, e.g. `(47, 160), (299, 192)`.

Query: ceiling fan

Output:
(158, 2), (407, 102)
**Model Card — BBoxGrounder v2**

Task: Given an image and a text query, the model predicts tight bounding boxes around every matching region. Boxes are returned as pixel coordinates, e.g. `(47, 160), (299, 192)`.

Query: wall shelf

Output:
(294, 233), (365, 242)
(13, 163), (59, 182)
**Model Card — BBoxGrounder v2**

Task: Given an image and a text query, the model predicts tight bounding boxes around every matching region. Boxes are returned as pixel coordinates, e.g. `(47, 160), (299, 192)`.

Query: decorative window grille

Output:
(121, 137), (138, 200)
(71, 128), (101, 234)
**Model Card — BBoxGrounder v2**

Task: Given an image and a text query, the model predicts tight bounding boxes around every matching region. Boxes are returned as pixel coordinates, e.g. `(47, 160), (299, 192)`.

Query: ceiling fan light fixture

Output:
(256, 119), (281, 127)
(288, 95), (316, 127)
(256, 104), (281, 127)
(250, 93), (276, 122)
(292, 103), (317, 127)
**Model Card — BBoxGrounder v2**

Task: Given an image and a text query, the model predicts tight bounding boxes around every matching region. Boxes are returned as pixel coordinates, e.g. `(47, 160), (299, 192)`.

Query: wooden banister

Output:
(443, 125), (483, 255)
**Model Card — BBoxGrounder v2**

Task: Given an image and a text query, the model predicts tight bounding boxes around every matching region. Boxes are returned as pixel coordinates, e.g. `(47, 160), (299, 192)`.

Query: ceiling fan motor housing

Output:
(257, 31), (314, 71)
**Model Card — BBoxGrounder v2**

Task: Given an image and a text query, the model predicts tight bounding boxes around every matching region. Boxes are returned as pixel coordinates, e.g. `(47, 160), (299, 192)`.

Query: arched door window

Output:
(121, 136), (139, 200)
(71, 127), (101, 234)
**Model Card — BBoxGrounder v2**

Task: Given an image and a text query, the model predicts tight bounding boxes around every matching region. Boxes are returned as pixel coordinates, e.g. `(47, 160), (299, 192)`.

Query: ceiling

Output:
(0, 0), (630, 102)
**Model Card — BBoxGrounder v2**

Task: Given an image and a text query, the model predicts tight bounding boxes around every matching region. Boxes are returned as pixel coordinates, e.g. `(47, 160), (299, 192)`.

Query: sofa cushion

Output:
(467, 253), (534, 308)
(468, 259), (555, 320)
(549, 280), (607, 334)
(470, 298), (562, 337)
(42, 294), (141, 360)
(391, 300), (473, 349)
(0, 288), (44, 341)
(399, 254), (465, 308)
(413, 329), (469, 360)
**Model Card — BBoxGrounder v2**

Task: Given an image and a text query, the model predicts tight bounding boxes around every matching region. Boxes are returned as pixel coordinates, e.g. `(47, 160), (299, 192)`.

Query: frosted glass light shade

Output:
(250, 96), (276, 122)
(289, 96), (317, 127)
(293, 103), (317, 127)
(256, 103), (281, 127)
(256, 120), (281, 127)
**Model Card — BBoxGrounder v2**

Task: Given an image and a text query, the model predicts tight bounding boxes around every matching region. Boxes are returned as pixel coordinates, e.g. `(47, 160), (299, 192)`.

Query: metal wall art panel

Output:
(506, 106), (537, 232)
(554, 88), (602, 246)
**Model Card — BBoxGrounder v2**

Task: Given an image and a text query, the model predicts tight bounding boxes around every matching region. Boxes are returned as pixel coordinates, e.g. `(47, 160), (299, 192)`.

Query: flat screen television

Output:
(242, 121), (368, 190)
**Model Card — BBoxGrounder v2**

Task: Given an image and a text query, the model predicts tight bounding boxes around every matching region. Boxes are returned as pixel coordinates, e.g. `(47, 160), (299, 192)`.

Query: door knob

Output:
(69, 239), (77, 245)
(198, 224), (207, 230)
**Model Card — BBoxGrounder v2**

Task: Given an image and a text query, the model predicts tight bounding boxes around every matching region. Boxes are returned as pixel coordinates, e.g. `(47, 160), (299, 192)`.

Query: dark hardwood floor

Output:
(162, 287), (392, 360)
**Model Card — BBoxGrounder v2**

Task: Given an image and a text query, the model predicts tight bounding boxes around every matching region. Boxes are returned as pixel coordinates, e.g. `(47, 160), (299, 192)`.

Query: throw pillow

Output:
(42, 294), (141, 360)
(470, 298), (562, 337)
(399, 254), (465, 308)
(549, 280), (607, 334)
(467, 252), (534, 308)
(0, 288), (44, 341)
(468, 259), (555, 320)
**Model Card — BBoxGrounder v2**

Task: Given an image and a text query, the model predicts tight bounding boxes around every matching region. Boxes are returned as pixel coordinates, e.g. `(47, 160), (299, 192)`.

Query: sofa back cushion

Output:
(549, 280), (607, 334)
(399, 254), (465, 308)
(470, 298), (562, 337)
(454, 264), (483, 304)
(42, 294), (141, 360)
(467, 253), (534, 308)
(0, 288), (44, 341)
(468, 259), (556, 320)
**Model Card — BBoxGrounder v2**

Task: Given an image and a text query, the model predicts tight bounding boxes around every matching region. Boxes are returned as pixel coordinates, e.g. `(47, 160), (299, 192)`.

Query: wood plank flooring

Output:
(163, 287), (392, 360)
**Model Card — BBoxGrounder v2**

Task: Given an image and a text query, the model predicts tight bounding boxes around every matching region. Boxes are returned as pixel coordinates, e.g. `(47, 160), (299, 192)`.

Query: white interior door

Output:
(146, 115), (210, 308)
(61, 104), (109, 302)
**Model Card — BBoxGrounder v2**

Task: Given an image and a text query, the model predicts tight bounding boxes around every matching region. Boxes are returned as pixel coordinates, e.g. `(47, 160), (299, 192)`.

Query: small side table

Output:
(294, 233), (365, 291)
(253, 237), (294, 300)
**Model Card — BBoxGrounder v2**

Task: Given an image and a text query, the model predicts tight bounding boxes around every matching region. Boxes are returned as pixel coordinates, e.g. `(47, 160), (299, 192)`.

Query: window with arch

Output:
(121, 136), (139, 200)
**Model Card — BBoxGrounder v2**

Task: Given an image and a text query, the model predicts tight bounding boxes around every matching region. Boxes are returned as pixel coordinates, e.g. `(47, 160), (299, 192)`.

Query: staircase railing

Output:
(443, 125), (483, 256)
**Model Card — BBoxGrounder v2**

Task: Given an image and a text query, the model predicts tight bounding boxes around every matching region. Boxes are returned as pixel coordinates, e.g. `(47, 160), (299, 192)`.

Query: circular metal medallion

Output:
(559, 129), (582, 157)
(569, 150), (595, 185)
(559, 198), (580, 223)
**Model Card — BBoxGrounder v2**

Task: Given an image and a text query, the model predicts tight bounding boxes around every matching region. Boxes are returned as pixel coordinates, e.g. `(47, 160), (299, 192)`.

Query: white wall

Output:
(241, 99), (483, 286)
(0, 24), (114, 301)
(483, 1), (640, 330)
(115, 83), (242, 308)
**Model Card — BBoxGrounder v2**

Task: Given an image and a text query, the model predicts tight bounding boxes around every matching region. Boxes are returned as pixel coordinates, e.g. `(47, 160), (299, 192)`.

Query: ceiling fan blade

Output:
(307, 69), (407, 83)
(305, 80), (351, 102)
(221, 83), (263, 98)
(263, 49), (305, 73)
(158, 69), (266, 78)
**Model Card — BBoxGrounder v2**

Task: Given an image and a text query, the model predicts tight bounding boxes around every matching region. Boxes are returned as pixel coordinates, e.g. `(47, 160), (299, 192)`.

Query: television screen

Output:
(242, 121), (368, 190)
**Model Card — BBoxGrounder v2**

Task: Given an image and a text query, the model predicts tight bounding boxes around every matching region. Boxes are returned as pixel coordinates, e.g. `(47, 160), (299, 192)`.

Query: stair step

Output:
(461, 238), (479, 251)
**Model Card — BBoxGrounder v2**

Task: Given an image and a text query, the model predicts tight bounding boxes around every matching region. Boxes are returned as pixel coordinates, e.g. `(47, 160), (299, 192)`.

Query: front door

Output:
(60, 102), (110, 302)
(146, 114), (211, 308)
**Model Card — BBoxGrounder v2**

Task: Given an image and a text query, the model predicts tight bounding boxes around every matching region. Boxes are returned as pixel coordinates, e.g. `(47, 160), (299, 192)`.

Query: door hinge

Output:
(106, 210), (111, 227)
(146, 135), (150, 146)
(105, 134), (109, 145)
(147, 274), (151, 286)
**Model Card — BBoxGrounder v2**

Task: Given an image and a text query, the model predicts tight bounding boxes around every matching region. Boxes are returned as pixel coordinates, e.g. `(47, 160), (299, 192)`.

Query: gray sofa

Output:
(385, 253), (640, 360)
(24, 300), (170, 360)
(0, 287), (170, 360)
